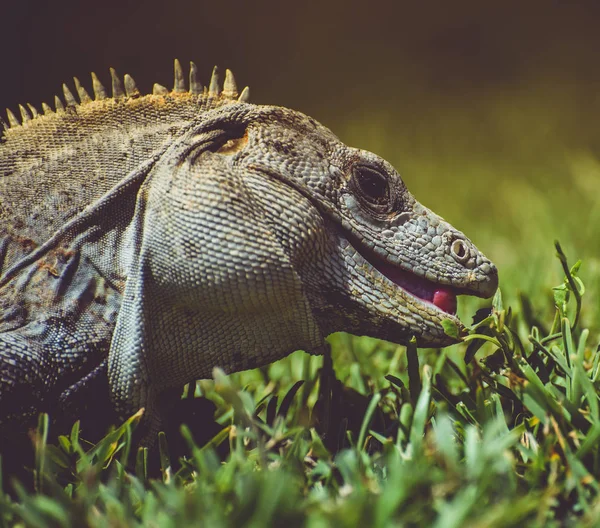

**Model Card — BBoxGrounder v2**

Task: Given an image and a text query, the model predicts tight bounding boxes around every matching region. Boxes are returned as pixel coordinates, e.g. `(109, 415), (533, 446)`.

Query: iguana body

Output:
(0, 61), (498, 438)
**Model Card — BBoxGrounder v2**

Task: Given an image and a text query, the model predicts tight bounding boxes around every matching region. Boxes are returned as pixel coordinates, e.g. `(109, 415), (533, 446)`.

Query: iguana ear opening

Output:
(206, 120), (249, 156)
(214, 128), (249, 155)
(173, 117), (250, 166)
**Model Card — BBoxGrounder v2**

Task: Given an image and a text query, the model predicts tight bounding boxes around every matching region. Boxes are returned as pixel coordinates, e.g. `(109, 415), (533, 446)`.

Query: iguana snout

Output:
(342, 198), (499, 313)
(332, 151), (498, 345)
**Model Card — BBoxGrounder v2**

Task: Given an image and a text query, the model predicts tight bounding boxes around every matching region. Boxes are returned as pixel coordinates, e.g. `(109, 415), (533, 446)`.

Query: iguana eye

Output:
(352, 165), (390, 206)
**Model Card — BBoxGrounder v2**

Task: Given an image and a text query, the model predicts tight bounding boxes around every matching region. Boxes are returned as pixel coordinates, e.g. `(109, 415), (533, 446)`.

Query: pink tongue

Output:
(433, 288), (457, 315)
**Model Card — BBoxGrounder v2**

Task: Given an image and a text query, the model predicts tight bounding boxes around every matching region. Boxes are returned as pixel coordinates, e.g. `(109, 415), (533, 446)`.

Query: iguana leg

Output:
(0, 319), (111, 437)
(0, 333), (51, 429)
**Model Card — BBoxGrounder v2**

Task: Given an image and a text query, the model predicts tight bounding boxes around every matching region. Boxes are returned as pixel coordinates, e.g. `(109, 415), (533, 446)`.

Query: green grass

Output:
(1, 241), (599, 526)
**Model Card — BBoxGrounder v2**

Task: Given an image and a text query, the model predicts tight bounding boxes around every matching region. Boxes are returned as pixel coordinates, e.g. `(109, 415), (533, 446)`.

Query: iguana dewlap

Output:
(0, 61), (498, 435)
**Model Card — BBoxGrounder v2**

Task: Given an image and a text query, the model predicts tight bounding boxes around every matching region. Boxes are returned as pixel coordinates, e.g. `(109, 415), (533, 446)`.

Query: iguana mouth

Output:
(346, 234), (459, 315)
(369, 256), (458, 315)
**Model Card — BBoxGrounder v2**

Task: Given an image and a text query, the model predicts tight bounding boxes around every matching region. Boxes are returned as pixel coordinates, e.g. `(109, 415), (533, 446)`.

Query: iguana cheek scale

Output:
(0, 60), (498, 441)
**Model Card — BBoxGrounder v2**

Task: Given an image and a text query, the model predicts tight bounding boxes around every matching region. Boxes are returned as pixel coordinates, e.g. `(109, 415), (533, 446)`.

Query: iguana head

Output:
(196, 104), (499, 348)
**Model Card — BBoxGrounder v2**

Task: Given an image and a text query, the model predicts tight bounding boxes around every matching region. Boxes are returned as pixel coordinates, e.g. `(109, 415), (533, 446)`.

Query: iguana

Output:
(0, 60), (498, 440)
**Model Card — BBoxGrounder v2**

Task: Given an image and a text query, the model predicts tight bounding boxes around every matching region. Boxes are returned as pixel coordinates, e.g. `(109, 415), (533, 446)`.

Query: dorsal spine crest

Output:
(3, 60), (250, 131)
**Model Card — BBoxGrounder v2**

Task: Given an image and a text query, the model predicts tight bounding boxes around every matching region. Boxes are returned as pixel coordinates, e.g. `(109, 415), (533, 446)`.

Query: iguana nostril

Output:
(451, 239), (469, 263)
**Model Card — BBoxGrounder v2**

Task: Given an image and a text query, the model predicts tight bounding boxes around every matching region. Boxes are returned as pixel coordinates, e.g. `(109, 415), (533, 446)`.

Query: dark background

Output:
(3, 1), (600, 127)
(4, 1), (600, 116)
(2, 0), (600, 295)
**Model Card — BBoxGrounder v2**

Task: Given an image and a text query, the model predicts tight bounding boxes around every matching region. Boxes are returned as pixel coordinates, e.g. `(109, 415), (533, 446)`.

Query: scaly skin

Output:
(0, 61), (498, 439)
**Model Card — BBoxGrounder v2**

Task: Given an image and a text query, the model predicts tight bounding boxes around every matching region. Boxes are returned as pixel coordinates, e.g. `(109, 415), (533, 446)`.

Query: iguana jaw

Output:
(369, 256), (459, 315)
(345, 230), (481, 319)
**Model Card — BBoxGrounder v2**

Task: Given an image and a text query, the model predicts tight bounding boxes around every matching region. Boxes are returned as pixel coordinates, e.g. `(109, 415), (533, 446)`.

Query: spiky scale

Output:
(153, 83), (169, 95)
(124, 74), (140, 97)
(208, 66), (220, 96)
(42, 102), (53, 115)
(110, 68), (124, 99)
(223, 69), (238, 99)
(189, 61), (202, 94)
(6, 109), (19, 127)
(27, 104), (39, 117)
(54, 96), (65, 112)
(62, 84), (77, 107)
(74, 78), (92, 103)
(91, 72), (107, 100)
(173, 59), (186, 92)
(238, 86), (250, 103)
(19, 105), (31, 122)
